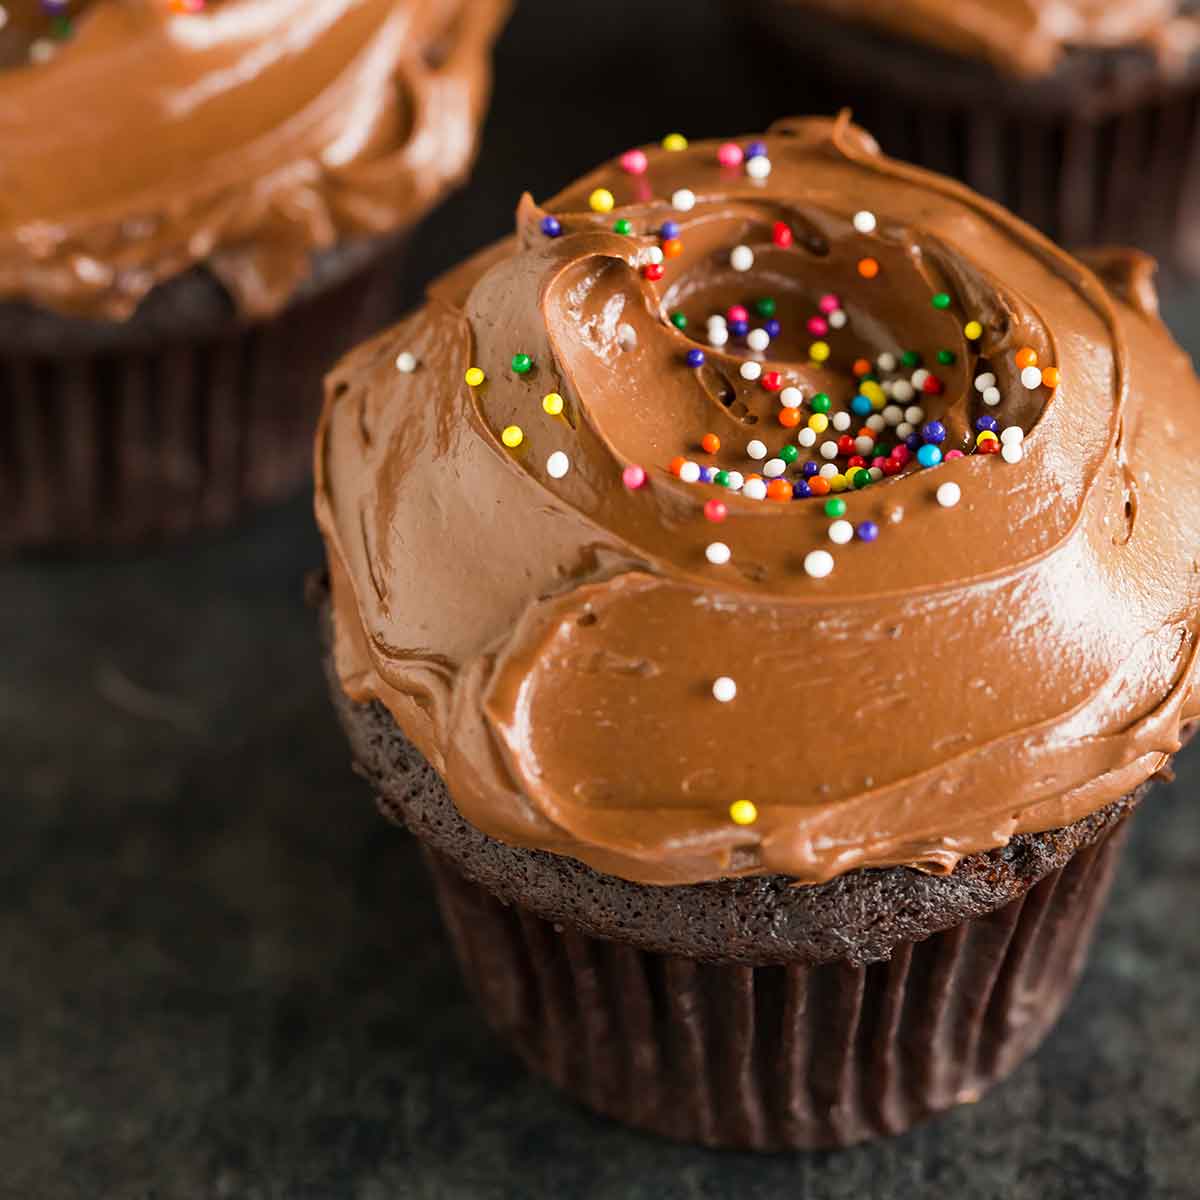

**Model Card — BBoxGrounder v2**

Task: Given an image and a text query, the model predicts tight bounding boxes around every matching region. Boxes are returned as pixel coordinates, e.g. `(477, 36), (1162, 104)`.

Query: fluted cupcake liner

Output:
(0, 241), (405, 552)
(737, 1), (1200, 269)
(425, 819), (1129, 1150)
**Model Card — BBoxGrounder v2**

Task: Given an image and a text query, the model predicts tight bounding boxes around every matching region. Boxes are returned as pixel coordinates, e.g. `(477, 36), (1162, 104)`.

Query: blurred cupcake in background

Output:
(738, 1), (1200, 269)
(0, 0), (508, 550)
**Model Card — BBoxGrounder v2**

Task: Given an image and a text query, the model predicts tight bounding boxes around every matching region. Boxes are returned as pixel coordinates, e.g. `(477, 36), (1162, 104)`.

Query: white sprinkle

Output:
(852, 210), (877, 234)
(818, 463), (839, 478)
(854, 435), (874, 456)
(1001, 442), (1024, 464)
(904, 405), (925, 425)
(982, 386), (1002, 406)
(828, 310), (847, 329)
(868, 466), (884, 482)
(740, 361), (762, 381)
(911, 369), (930, 389)
(745, 155), (772, 179)
(804, 549), (835, 579)
(708, 326), (729, 348)
(866, 414), (885, 433)
(819, 440), (839, 461)
(725, 471), (745, 491)
(882, 405), (904, 426)
(881, 381), (895, 397)
(892, 380), (914, 402)
(678, 460), (701, 483)
(746, 328), (770, 352)
(672, 188), (696, 212)
(644, 247), (665, 268)
(1000, 426), (1024, 445)
(896, 422), (914, 439)
(1021, 365), (1043, 389)
(29, 38), (56, 65)
(828, 519), (854, 545)
(743, 479), (768, 501)
(712, 676), (738, 702)
(395, 351), (418, 373)
(936, 482), (961, 508)
(707, 313), (727, 328)
(780, 386), (803, 409)
(547, 451), (570, 479)
(831, 411), (852, 432)
(974, 372), (996, 392)
(618, 323), (638, 349)
(762, 458), (787, 479)
(746, 439), (767, 460)
(877, 352), (897, 372)
(705, 541), (731, 565)
(797, 427), (817, 447)
(730, 245), (755, 272)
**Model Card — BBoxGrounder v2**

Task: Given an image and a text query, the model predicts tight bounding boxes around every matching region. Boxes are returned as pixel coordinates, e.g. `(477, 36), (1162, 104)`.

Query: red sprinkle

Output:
(977, 439), (1001, 455)
(704, 499), (727, 522)
(761, 371), (783, 392)
(642, 263), (665, 281)
(772, 221), (794, 248)
(837, 434), (856, 456)
(922, 375), (944, 395)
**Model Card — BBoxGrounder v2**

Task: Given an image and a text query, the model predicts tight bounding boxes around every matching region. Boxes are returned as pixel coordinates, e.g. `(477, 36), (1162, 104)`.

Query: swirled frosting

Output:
(316, 116), (1200, 886)
(772, 0), (1200, 78)
(0, 0), (508, 320)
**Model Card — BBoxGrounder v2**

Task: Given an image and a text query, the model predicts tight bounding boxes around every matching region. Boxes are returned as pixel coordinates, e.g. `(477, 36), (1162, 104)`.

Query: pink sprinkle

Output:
(871, 456), (887, 469)
(622, 464), (647, 489)
(891, 445), (911, 464)
(716, 142), (744, 168)
(619, 149), (648, 176)
(727, 304), (749, 322)
(806, 316), (828, 336)
(818, 294), (841, 314)
(944, 449), (965, 460)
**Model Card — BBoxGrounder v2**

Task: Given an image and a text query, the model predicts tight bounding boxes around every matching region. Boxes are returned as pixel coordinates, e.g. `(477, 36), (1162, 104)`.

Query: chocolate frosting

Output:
(315, 116), (1200, 886)
(776, 0), (1200, 78)
(0, 0), (508, 320)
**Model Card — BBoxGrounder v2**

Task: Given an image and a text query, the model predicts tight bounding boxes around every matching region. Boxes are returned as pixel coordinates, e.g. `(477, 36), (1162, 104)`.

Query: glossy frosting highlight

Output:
(0, 0), (508, 319)
(316, 116), (1200, 886)
(775, 0), (1200, 78)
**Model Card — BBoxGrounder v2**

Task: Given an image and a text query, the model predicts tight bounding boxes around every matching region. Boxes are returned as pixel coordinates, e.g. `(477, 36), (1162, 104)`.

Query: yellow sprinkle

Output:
(807, 412), (829, 434)
(964, 320), (983, 341)
(464, 367), (485, 387)
(589, 188), (615, 214)
(829, 474), (848, 493)
(729, 799), (758, 826)
(976, 430), (998, 446)
(662, 133), (688, 152)
(501, 425), (524, 448)
(860, 380), (886, 410)
(542, 392), (564, 416)
(809, 341), (831, 363)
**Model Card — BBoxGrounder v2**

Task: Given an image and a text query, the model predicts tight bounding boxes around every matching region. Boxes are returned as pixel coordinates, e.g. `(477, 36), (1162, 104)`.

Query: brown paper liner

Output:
(737, 1), (1200, 269)
(425, 818), (1129, 1150)
(0, 241), (404, 551)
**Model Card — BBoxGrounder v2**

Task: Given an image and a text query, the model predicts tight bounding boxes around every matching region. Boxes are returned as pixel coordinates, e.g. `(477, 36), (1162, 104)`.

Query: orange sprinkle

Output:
(808, 476), (831, 496)
(858, 257), (880, 279)
(744, 473), (763, 484)
(857, 426), (873, 439)
(662, 238), (684, 259)
(700, 433), (721, 454)
(1041, 366), (1061, 389)
(779, 408), (801, 428)
(668, 455), (686, 476)
(852, 358), (872, 377)
(1015, 346), (1038, 370)
(767, 479), (792, 501)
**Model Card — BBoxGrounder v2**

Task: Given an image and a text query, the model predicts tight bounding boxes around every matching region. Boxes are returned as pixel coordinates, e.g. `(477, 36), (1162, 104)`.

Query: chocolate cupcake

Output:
(0, 0), (508, 550)
(738, 1), (1200, 270)
(314, 117), (1200, 1149)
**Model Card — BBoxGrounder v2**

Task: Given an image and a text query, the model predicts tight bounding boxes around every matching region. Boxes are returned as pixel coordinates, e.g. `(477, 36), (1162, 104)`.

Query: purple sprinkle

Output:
(729, 319), (749, 337)
(801, 460), (819, 478)
(746, 140), (768, 159)
(764, 319), (781, 338)
(904, 432), (923, 452)
(792, 479), (812, 499)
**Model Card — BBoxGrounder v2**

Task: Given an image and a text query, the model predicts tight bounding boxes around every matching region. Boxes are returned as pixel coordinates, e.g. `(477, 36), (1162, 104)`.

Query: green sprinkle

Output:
(714, 470), (731, 488)
(824, 497), (846, 518)
(900, 350), (922, 368)
(852, 469), (872, 490)
(811, 392), (831, 414)
(931, 292), (952, 310)
(670, 312), (688, 330)
(613, 218), (633, 236)
(780, 445), (799, 464)
(937, 349), (956, 365)
(511, 353), (533, 375)
(755, 297), (777, 318)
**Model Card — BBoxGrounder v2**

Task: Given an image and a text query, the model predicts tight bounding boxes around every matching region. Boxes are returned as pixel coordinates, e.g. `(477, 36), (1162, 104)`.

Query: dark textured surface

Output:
(2, 0), (1198, 1196)
(325, 619), (1150, 967)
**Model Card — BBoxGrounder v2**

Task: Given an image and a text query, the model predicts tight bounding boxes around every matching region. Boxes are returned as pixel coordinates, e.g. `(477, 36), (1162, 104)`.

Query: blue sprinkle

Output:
(905, 432), (923, 452)
(764, 319), (781, 338)
(686, 349), (706, 368)
(729, 320), (749, 337)
(801, 460), (819, 478)
(974, 415), (998, 432)
(916, 444), (943, 468)
(660, 220), (680, 240)
(699, 466), (717, 483)
(746, 140), (767, 159)
(921, 420), (947, 444)
(850, 394), (873, 416)
(540, 215), (562, 238)
(856, 520), (879, 542)
(792, 479), (812, 499)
